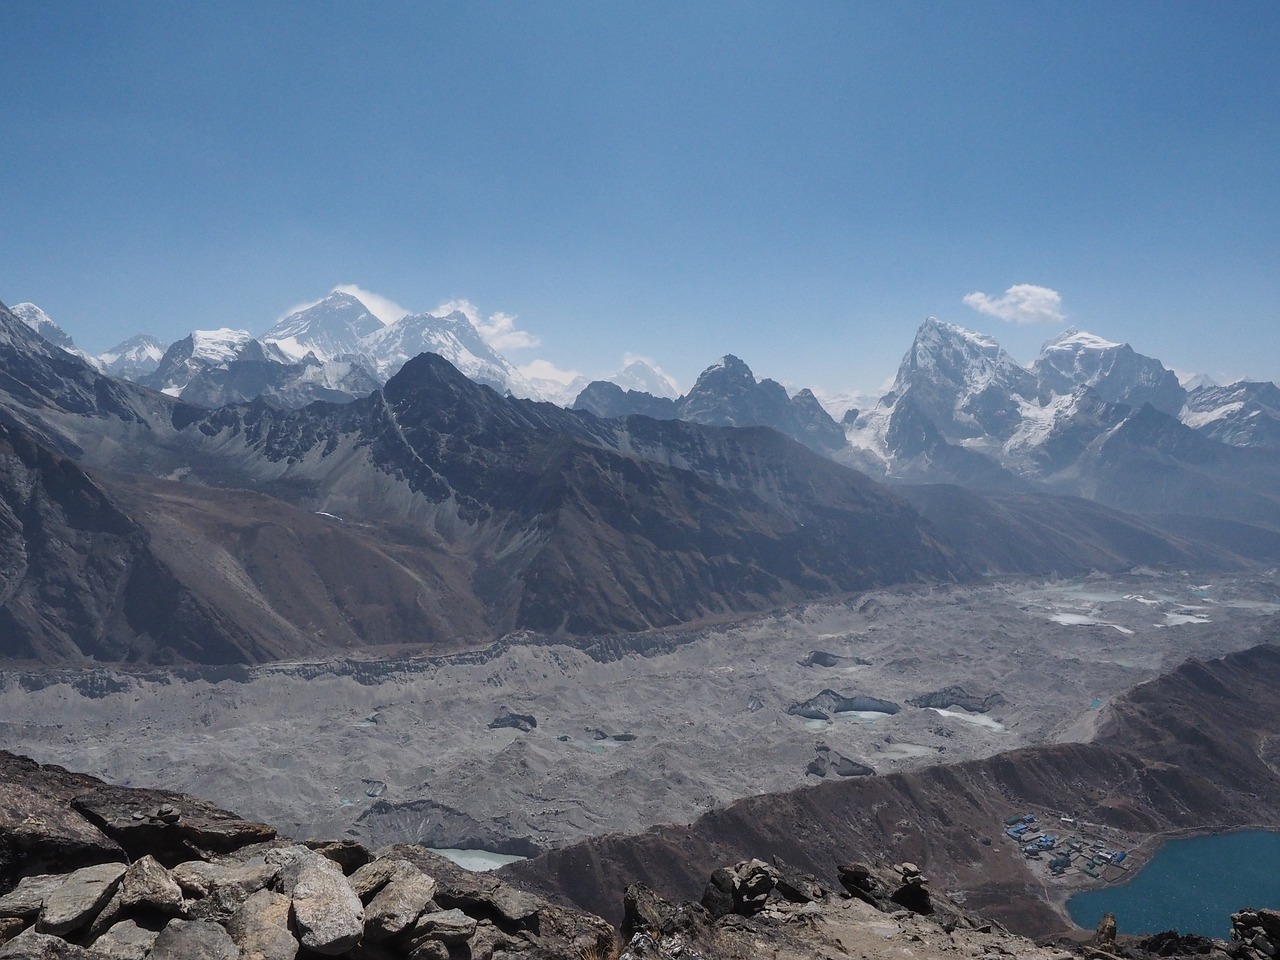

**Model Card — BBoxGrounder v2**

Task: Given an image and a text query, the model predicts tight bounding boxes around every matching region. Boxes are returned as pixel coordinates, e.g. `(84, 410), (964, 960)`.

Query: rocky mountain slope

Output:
(0, 749), (1169, 960)
(5, 295), (1278, 665)
(1183, 380), (1280, 449)
(505, 639), (1280, 937)
(574, 354), (847, 455)
(1, 300), (979, 662)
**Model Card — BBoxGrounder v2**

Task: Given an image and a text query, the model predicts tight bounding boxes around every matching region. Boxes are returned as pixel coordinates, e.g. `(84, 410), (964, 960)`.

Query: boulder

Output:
(117, 856), (184, 915)
(303, 840), (370, 875)
(466, 920), (523, 960)
(347, 858), (401, 903)
(88, 919), (160, 960)
(274, 847), (363, 955)
(225, 889), (297, 960)
(363, 863), (436, 942)
(404, 941), (448, 960)
(0, 877), (65, 920)
(0, 756), (125, 890)
(434, 875), (538, 928)
(731, 859), (777, 915)
(407, 907), (475, 944)
(69, 788), (275, 867)
(171, 856), (278, 911)
(0, 928), (92, 958)
(36, 863), (125, 937)
(148, 918), (238, 960)
(699, 868), (735, 920)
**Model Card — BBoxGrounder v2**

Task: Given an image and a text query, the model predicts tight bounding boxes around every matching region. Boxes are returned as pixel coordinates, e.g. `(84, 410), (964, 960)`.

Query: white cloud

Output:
(333, 284), (409, 326)
(518, 358), (582, 386)
(277, 295), (325, 320)
(963, 284), (1065, 325)
(435, 298), (541, 351)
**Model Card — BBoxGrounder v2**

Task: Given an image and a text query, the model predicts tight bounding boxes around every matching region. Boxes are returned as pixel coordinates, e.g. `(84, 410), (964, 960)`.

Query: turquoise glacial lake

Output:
(1067, 831), (1280, 939)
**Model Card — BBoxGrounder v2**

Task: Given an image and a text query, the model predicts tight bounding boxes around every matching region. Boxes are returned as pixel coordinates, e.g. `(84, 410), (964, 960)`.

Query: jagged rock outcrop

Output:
(806, 745), (875, 778)
(575, 354), (847, 455)
(1231, 909), (1280, 960)
(573, 381), (678, 421)
(907, 686), (1007, 713)
(786, 689), (900, 720)
(0, 754), (614, 959)
(488, 709), (537, 733)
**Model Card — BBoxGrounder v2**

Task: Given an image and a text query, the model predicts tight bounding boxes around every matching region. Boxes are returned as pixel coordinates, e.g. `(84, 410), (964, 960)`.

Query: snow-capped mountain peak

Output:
(96, 334), (168, 379)
(358, 310), (540, 398)
(1040, 327), (1122, 353)
(895, 318), (1031, 391)
(9, 302), (105, 369)
(189, 328), (256, 365)
(1032, 326), (1184, 415)
(610, 359), (679, 399)
(262, 290), (385, 363)
(887, 317), (1038, 441)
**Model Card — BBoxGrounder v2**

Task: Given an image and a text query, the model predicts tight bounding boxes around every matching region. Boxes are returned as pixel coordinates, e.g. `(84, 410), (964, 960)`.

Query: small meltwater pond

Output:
(928, 708), (1005, 731)
(428, 848), (529, 871)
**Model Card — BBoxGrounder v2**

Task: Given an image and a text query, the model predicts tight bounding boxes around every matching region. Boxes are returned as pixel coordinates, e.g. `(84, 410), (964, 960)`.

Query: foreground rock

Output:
(3, 749), (1278, 960)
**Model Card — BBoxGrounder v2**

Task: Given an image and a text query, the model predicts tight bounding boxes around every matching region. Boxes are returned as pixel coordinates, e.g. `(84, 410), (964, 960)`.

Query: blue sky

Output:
(2, 1), (1277, 393)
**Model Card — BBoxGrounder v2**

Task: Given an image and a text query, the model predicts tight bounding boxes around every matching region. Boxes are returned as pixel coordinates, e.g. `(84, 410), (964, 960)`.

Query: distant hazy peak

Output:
(610, 359), (679, 399)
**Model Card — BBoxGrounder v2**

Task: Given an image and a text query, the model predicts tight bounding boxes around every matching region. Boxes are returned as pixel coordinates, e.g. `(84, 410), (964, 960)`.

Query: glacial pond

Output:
(1067, 831), (1280, 939)
(428, 848), (528, 871)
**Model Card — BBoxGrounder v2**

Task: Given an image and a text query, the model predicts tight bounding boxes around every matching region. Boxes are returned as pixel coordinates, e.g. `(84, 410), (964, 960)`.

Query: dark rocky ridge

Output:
(502, 638), (1280, 939)
(4, 297), (1278, 668)
(1, 301), (968, 662)
(574, 353), (847, 455)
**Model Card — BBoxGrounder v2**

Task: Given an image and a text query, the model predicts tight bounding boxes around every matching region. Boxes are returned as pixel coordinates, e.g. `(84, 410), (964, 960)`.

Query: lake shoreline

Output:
(1045, 823), (1280, 937)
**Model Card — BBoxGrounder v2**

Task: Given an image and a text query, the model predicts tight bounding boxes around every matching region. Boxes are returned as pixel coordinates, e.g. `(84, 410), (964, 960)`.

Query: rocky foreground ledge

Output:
(1, 750), (1277, 960)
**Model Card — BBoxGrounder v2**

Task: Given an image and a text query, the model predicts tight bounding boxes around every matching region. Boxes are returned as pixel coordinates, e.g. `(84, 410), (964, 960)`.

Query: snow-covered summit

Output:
(611, 360), (679, 399)
(262, 291), (384, 363)
(887, 317), (1038, 441)
(359, 310), (539, 398)
(96, 333), (168, 379)
(189, 329), (257, 365)
(10, 302), (77, 351)
(1032, 326), (1184, 415)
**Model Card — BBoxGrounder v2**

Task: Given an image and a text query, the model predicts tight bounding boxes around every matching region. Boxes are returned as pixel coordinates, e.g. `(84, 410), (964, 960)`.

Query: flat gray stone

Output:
(0, 876), (65, 920)
(347, 858), (399, 903)
(411, 907), (476, 944)
(0, 928), (93, 958)
(37, 864), (125, 937)
(225, 889), (297, 960)
(87, 919), (160, 960)
(171, 859), (276, 903)
(148, 918), (238, 960)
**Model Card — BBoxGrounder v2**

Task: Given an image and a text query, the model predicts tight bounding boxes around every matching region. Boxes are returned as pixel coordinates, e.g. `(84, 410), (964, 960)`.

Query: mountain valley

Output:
(3, 289), (1280, 952)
